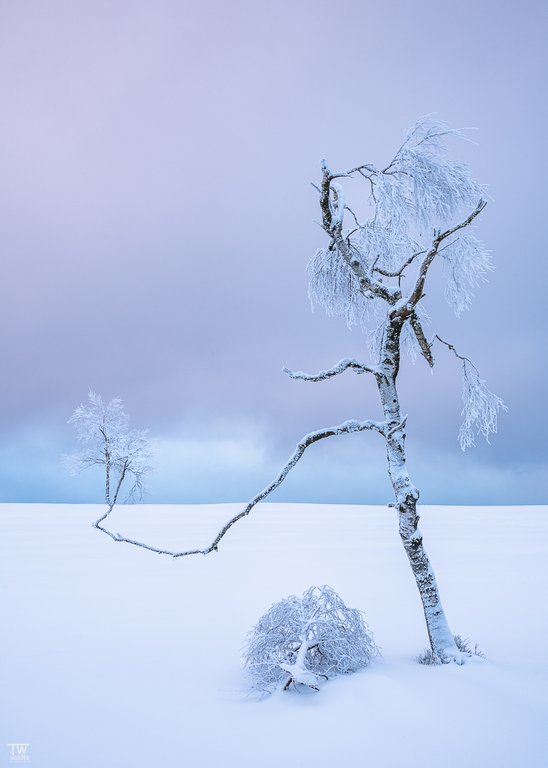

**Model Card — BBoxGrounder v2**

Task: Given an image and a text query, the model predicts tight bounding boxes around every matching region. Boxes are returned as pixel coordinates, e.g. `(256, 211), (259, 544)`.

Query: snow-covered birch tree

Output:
(93, 118), (504, 664)
(64, 391), (152, 528)
(291, 118), (504, 663)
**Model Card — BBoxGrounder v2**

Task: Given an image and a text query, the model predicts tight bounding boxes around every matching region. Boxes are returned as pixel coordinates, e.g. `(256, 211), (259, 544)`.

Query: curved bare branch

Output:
(282, 358), (379, 382)
(93, 418), (386, 558)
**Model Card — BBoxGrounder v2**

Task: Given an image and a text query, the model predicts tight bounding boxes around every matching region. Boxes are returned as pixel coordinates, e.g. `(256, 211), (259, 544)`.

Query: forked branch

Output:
(407, 199), (486, 308)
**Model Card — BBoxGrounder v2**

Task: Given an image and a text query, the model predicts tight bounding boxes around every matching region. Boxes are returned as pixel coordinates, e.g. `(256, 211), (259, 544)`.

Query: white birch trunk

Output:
(379, 317), (460, 662)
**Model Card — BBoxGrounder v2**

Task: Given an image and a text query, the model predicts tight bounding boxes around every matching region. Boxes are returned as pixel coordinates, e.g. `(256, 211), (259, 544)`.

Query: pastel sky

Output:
(1, 0), (546, 505)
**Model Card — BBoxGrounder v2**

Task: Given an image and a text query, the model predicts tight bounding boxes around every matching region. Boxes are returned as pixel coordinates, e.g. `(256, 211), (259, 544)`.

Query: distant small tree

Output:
(64, 391), (151, 526)
(244, 585), (378, 694)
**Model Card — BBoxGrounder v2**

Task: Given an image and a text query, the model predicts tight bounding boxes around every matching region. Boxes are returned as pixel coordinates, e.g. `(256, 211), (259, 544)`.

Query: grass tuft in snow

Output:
(417, 635), (486, 665)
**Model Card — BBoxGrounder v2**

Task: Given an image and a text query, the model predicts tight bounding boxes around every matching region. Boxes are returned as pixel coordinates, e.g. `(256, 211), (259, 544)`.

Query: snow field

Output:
(2, 503), (547, 767)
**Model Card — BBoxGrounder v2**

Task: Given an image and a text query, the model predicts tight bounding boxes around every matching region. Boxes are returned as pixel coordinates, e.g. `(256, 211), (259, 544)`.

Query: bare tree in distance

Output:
(93, 118), (505, 663)
(64, 391), (152, 529)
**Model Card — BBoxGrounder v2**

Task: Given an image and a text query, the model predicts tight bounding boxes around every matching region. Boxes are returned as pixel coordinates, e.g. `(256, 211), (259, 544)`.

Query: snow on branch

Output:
(282, 358), (378, 381)
(93, 418), (386, 558)
(432, 336), (506, 450)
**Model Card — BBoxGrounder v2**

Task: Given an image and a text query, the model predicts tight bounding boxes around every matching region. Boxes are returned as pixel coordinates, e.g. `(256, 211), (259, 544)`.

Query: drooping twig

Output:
(344, 205), (361, 228)
(430, 335), (506, 450)
(430, 334), (477, 369)
(93, 418), (386, 558)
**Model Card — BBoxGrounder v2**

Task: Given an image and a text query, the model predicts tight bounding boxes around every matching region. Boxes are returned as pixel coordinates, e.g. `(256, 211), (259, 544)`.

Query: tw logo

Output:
(6, 744), (30, 762)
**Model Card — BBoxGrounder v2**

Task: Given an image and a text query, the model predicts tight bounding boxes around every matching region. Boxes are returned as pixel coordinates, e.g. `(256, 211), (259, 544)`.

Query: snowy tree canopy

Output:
(64, 391), (151, 504)
(307, 116), (504, 450)
(308, 117), (491, 340)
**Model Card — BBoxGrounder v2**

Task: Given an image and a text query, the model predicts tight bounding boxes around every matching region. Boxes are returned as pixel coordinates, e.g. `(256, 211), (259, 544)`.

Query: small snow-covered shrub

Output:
(417, 634), (485, 665)
(244, 585), (378, 694)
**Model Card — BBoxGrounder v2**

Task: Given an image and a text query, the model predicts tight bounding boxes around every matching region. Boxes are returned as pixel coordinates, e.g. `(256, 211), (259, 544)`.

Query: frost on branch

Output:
(442, 233), (493, 316)
(244, 585), (378, 695)
(386, 117), (485, 232)
(459, 361), (506, 450)
(308, 244), (387, 332)
(357, 218), (417, 273)
(309, 245), (369, 330)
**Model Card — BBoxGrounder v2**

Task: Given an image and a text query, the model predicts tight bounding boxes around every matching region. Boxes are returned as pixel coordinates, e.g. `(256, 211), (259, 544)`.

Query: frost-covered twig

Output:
(430, 335), (475, 367)
(441, 234), (493, 317)
(458, 362), (506, 450)
(93, 418), (386, 557)
(282, 358), (378, 382)
(431, 335), (506, 450)
(374, 248), (425, 279)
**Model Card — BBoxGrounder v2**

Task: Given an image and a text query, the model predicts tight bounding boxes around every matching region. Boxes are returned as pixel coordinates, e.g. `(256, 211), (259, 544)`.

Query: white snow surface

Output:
(2, 502), (547, 768)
